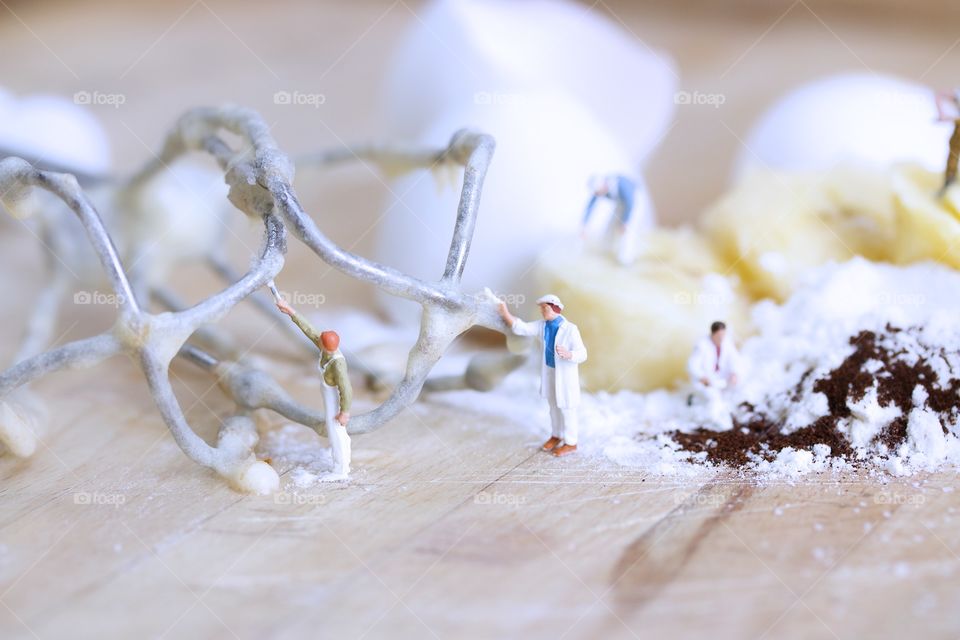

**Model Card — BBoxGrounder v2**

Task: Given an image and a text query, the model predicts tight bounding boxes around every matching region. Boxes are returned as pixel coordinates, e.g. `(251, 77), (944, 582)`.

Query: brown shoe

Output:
(541, 437), (561, 451)
(553, 444), (578, 457)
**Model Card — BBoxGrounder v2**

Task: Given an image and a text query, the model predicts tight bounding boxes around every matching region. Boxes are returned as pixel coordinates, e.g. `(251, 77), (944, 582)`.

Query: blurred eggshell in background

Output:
(376, 94), (634, 320)
(735, 73), (946, 178)
(379, 0), (678, 320)
(0, 87), (111, 174)
(383, 0), (677, 166)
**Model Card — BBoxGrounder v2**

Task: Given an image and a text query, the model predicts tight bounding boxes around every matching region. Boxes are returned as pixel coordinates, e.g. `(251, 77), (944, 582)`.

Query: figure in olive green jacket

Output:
(277, 298), (353, 476)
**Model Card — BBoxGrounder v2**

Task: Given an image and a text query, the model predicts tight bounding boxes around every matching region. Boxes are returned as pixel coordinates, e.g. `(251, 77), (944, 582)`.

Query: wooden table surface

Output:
(1, 1), (959, 638)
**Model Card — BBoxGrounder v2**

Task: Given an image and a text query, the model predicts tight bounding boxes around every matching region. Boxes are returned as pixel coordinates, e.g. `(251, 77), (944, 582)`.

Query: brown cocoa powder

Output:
(666, 327), (960, 468)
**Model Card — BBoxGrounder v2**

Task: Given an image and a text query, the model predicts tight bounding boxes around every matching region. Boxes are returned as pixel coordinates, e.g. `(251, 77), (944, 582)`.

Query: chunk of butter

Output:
(702, 166), (898, 301)
(891, 165), (960, 268)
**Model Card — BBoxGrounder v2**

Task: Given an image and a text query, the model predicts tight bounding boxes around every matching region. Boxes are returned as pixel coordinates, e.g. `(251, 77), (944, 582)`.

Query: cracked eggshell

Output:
(0, 87), (111, 175)
(377, 0), (678, 321)
(383, 0), (677, 165)
(735, 73), (946, 179)
(376, 94), (635, 320)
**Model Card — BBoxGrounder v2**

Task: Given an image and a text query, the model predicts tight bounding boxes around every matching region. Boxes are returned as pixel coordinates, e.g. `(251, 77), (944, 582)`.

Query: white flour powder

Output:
(434, 258), (960, 478)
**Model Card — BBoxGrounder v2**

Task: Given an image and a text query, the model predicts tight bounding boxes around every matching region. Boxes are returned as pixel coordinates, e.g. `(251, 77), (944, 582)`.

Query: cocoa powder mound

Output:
(670, 414), (854, 468)
(667, 326), (960, 468)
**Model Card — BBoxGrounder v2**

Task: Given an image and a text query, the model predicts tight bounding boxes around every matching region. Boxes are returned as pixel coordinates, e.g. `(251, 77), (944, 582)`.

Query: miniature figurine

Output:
(687, 321), (742, 430)
(581, 173), (652, 265)
(274, 289), (353, 477)
(936, 89), (960, 195)
(497, 294), (587, 456)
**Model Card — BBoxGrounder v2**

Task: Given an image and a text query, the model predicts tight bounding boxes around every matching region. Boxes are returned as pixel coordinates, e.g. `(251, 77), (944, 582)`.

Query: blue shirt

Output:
(583, 175), (636, 225)
(543, 316), (564, 368)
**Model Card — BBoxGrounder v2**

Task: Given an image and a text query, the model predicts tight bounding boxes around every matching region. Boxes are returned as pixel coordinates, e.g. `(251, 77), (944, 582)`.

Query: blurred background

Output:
(1, 0), (958, 310)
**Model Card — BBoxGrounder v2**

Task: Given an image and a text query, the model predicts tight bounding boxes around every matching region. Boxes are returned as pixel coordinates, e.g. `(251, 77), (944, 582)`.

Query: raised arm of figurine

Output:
(276, 298), (322, 348)
(497, 300), (539, 337)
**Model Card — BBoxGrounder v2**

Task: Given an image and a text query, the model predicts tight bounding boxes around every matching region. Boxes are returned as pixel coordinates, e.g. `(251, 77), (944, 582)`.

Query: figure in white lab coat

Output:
(497, 294), (588, 456)
(687, 321), (742, 431)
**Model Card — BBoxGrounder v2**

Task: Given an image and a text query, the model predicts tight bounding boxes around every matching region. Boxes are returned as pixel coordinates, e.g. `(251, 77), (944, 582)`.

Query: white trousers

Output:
(544, 367), (579, 445)
(604, 205), (639, 266)
(691, 379), (733, 431)
(323, 381), (351, 475)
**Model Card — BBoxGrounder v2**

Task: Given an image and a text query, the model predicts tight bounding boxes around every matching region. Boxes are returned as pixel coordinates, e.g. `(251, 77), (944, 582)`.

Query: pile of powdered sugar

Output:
(711, 257), (960, 476)
(434, 257), (960, 478)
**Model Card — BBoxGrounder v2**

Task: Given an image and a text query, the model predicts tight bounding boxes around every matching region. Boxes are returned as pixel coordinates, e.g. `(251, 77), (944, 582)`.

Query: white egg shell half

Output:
(383, 0), (678, 166)
(735, 73), (947, 178)
(0, 87), (111, 174)
(375, 93), (636, 320)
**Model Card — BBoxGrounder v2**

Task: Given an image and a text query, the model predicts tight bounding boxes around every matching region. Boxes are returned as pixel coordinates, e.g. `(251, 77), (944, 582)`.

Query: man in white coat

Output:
(497, 294), (588, 456)
(687, 321), (742, 430)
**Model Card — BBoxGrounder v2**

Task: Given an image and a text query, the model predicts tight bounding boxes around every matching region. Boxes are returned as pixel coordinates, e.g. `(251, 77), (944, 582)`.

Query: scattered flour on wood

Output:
(431, 258), (960, 478)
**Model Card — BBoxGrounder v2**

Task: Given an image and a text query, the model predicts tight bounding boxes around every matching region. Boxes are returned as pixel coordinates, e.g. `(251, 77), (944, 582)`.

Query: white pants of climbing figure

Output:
(322, 379), (351, 475)
(544, 368), (579, 446)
